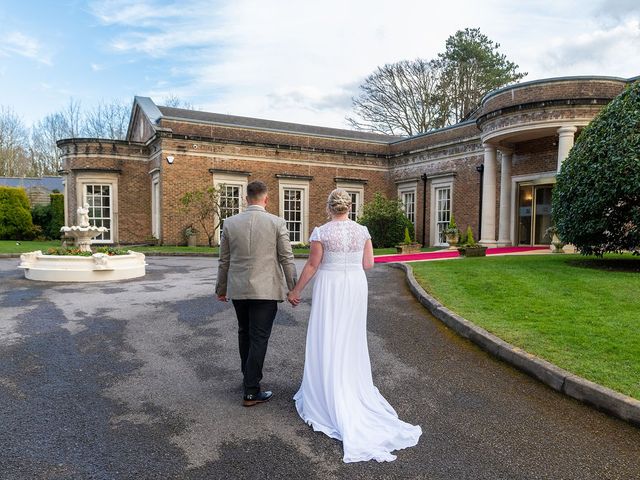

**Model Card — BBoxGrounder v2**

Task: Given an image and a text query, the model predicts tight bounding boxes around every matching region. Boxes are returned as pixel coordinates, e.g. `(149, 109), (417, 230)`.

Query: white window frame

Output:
(75, 172), (118, 244)
(430, 176), (454, 246)
(278, 179), (310, 244)
(336, 181), (364, 221)
(397, 181), (418, 228)
(212, 172), (248, 245)
(151, 170), (160, 240)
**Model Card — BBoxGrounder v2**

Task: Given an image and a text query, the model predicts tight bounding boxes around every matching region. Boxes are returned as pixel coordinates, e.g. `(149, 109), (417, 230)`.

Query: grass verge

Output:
(411, 254), (640, 400)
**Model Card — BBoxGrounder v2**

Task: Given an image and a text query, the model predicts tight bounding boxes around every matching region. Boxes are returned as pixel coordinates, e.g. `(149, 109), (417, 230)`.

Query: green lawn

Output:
(0, 240), (60, 254)
(411, 254), (640, 400)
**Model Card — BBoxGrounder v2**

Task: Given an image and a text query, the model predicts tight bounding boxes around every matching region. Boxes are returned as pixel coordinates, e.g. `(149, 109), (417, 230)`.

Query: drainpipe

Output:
(420, 173), (428, 245)
(475, 164), (484, 240)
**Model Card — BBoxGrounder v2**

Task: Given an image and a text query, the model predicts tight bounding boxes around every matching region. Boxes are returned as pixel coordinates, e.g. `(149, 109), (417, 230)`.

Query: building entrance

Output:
(517, 184), (553, 246)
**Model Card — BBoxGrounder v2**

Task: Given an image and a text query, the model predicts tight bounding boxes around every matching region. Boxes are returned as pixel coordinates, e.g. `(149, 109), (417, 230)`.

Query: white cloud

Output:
(88, 0), (640, 128)
(0, 31), (52, 65)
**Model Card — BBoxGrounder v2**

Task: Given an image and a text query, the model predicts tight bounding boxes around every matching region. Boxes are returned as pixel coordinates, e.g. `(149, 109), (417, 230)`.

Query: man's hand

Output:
(287, 291), (301, 307)
(217, 294), (228, 302)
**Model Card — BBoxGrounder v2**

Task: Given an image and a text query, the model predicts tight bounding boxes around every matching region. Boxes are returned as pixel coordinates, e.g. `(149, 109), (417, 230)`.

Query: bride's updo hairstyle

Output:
(327, 188), (352, 216)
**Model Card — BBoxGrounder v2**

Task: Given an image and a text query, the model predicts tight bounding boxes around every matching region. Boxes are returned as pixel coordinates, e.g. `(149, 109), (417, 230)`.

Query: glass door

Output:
(435, 187), (451, 245)
(534, 186), (553, 245)
(517, 184), (553, 245)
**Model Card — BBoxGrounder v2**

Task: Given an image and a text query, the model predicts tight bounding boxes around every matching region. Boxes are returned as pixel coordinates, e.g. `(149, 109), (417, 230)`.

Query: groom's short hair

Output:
(247, 180), (268, 200)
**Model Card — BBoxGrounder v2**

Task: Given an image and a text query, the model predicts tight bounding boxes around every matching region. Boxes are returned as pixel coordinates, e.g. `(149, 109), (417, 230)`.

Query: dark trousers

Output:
(232, 299), (278, 395)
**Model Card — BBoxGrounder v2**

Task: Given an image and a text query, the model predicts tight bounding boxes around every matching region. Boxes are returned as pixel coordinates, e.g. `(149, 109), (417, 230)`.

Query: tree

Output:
(435, 28), (526, 124)
(358, 193), (414, 248)
(0, 106), (31, 176)
(30, 112), (68, 175)
(179, 185), (223, 247)
(553, 81), (640, 256)
(84, 99), (130, 140)
(346, 59), (444, 135)
(162, 94), (194, 110)
(347, 28), (526, 135)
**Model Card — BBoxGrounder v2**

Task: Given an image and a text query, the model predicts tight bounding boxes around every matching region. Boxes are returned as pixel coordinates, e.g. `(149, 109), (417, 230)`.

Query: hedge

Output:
(0, 186), (34, 240)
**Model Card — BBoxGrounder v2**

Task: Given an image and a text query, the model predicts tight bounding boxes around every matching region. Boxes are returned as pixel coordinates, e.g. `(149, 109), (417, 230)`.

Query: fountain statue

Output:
(60, 203), (108, 252)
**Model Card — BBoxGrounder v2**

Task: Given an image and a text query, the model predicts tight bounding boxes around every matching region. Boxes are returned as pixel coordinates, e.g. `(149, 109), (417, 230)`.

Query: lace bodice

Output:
(310, 220), (371, 267)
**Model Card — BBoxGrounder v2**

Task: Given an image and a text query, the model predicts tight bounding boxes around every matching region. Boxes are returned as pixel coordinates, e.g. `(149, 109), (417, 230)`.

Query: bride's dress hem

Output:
(294, 395), (422, 463)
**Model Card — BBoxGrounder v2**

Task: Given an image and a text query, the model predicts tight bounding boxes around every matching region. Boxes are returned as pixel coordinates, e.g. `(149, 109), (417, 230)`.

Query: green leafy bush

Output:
(358, 193), (414, 248)
(553, 81), (640, 256)
(94, 246), (129, 255)
(0, 186), (34, 240)
(44, 246), (129, 256)
(463, 226), (476, 246)
(49, 193), (64, 239)
(402, 226), (412, 244)
(45, 247), (93, 256)
(31, 204), (52, 239)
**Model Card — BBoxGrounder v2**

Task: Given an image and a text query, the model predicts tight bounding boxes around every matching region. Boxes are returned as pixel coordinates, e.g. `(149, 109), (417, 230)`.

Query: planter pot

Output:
(395, 243), (422, 254)
(445, 233), (459, 250)
(187, 235), (197, 247)
(550, 234), (564, 254)
(457, 245), (487, 257)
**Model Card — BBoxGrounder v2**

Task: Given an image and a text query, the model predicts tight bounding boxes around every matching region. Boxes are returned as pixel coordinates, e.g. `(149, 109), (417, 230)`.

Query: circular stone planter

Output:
(18, 250), (147, 282)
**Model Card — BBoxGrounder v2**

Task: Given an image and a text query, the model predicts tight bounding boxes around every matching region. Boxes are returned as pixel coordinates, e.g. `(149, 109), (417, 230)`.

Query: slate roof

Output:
(156, 106), (405, 143)
(0, 176), (64, 191)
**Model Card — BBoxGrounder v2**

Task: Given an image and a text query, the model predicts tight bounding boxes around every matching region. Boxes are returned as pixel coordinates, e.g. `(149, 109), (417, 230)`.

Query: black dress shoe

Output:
(243, 390), (273, 407)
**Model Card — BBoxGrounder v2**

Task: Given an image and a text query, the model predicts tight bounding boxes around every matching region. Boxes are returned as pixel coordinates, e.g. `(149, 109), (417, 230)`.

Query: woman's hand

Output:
(288, 290), (301, 307)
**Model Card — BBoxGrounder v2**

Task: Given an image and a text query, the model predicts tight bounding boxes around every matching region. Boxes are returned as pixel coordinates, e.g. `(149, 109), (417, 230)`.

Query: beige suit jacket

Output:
(215, 205), (297, 301)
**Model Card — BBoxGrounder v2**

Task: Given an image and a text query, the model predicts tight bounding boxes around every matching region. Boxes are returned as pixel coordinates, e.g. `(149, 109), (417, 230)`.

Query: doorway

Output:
(517, 184), (553, 245)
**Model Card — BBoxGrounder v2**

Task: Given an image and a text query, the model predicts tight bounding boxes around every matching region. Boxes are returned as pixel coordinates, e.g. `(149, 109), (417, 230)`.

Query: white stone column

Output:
(480, 143), (497, 246)
(557, 126), (577, 172)
(497, 148), (513, 246)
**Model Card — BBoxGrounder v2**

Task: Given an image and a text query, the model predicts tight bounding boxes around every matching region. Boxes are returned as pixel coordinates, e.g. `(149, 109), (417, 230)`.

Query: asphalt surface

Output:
(1, 257), (639, 480)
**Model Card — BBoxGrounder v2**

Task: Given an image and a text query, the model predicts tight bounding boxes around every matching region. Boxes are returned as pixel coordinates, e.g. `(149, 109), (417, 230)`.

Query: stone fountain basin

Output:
(19, 250), (146, 282)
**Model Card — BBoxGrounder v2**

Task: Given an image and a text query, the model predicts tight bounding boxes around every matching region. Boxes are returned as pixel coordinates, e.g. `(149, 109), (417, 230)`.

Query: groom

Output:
(216, 180), (297, 406)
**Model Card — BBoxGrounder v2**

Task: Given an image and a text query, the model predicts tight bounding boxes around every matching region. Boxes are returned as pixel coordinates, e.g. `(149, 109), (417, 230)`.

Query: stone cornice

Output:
(476, 98), (611, 128)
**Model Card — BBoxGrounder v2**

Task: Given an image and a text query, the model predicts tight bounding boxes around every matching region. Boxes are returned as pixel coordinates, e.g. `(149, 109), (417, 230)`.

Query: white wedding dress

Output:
(294, 220), (422, 463)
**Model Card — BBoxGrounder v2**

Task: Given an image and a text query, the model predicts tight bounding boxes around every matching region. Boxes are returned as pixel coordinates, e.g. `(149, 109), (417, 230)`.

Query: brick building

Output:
(58, 75), (636, 247)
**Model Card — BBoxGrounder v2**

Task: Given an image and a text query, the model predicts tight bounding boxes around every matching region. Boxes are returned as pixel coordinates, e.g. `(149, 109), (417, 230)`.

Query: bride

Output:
(287, 189), (422, 463)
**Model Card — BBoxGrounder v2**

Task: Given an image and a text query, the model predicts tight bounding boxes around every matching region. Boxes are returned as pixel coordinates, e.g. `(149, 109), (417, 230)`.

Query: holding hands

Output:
(288, 290), (301, 307)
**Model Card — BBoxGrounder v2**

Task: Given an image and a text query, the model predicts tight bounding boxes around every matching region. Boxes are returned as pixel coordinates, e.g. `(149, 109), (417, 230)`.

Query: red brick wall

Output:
(159, 119), (391, 156)
(59, 140), (151, 244)
(158, 138), (392, 245)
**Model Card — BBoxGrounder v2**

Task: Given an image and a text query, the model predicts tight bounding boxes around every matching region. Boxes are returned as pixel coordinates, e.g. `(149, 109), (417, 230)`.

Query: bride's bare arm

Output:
(287, 241), (323, 306)
(362, 239), (374, 270)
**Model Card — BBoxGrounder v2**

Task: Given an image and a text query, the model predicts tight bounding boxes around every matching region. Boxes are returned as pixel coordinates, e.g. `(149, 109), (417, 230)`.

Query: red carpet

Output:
(374, 246), (548, 263)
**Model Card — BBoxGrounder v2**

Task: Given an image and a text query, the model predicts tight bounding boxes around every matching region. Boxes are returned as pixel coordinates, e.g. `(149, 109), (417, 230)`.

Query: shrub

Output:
(402, 226), (412, 244)
(445, 214), (459, 235)
(49, 193), (65, 239)
(45, 247), (93, 256)
(553, 81), (640, 256)
(0, 186), (34, 240)
(31, 204), (52, 239)
(358, 193), (414, 248)
(464, 226), (476, 246)
(94, 246), (129, 255)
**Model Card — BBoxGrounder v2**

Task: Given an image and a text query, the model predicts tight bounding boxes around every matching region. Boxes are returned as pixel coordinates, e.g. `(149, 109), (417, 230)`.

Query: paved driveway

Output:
(1, 257), (639, 479)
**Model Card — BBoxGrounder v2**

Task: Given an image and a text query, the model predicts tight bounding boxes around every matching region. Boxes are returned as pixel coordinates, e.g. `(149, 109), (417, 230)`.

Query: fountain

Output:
(19, 204), (146, 282)
(60, 202), (108, 251)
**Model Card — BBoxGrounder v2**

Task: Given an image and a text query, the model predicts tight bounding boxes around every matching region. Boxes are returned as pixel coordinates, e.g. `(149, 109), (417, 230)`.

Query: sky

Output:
(1, 0), (639, 130)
